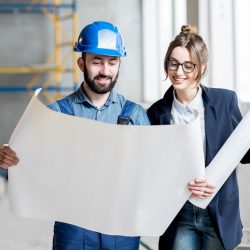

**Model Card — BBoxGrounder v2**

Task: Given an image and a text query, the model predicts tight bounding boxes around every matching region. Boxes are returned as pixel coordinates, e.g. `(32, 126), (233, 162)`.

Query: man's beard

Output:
(83, 65), (119, 94)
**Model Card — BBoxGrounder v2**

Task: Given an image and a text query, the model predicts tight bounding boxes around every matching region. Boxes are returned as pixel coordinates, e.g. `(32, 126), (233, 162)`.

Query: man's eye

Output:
(109, 60), (118, 65)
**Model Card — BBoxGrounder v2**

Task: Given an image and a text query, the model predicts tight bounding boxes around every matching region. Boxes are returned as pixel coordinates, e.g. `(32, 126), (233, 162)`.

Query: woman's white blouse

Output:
(170, 87), (206, 155)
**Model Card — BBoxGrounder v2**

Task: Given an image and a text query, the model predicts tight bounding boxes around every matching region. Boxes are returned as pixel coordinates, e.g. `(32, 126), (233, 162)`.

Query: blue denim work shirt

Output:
(48, 85), (150, 250)
(48, 85), (150, 126)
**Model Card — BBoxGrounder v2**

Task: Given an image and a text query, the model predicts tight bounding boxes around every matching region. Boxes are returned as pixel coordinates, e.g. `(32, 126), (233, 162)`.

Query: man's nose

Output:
(99, 63), (109, 75)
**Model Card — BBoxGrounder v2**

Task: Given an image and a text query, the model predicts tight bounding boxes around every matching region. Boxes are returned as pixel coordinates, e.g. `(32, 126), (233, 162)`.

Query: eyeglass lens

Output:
(167, 60), (195, 73)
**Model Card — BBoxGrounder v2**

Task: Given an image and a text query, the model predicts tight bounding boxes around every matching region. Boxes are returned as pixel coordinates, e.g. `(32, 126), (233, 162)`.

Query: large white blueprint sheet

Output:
(7, 89), (250, 236)
(8, 89), (205, 236)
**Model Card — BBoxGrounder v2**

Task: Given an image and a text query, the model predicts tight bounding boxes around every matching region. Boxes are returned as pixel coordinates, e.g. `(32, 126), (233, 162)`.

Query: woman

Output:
(147, 25), (250, 250)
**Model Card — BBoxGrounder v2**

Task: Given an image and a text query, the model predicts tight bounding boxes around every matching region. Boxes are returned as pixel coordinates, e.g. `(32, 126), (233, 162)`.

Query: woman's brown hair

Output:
(164, 25), (208, 85)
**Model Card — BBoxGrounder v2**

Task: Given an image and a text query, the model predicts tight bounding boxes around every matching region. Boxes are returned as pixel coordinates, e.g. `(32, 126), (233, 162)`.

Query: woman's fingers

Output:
(188, 177), (216, 199)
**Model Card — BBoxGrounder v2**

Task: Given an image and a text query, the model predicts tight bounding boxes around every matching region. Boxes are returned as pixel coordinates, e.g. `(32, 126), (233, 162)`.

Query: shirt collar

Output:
(172, 87), (203, 113)
(74, 84), (119, 106)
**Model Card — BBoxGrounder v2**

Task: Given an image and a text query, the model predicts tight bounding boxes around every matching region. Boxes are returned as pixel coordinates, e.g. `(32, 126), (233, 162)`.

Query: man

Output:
(0, 21), (150, 249)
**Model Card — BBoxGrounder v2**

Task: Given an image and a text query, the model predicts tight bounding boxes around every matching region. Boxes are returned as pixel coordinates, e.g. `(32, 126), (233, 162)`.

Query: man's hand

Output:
(188, 176), (215, 199)
(0, 144), (19, 169)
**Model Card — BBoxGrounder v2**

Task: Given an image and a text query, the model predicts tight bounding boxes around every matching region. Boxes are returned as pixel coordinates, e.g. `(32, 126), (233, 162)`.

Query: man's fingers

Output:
(2, 145), (17, 157)
(0, 145), (19, 168)
(0, 156), (19, 168)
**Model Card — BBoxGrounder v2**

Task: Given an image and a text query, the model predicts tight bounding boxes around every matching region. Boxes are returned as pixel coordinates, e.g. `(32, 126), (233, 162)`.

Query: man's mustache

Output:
(94, 74), (112, 80)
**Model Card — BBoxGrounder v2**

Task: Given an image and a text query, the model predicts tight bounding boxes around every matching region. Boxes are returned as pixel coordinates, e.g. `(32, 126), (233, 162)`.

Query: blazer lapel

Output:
(158, 106), (171, 124)
(158, 86), (174, 125)
(201, 85), (217, 165)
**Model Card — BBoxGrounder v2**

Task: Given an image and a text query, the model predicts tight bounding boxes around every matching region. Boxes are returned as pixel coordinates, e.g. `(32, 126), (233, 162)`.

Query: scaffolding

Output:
(0, 0), (79, 100)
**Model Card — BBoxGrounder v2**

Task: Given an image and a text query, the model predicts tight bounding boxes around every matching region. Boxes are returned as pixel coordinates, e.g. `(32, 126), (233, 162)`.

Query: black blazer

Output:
(147, 85), (250, 250)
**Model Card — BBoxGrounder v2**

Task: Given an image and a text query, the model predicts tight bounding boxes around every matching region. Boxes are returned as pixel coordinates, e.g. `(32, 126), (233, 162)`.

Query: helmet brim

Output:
(73, 47), (126, 57)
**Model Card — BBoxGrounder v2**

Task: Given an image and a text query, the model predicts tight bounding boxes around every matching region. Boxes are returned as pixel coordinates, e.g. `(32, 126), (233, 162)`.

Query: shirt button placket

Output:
(95, 110), (101, 120)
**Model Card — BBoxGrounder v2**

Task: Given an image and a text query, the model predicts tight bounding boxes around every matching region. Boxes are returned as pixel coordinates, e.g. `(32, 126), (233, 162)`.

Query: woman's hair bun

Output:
(180, 25), (198, 35)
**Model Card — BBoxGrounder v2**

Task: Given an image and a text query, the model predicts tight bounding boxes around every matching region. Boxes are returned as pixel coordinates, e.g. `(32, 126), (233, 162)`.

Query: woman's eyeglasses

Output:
(167, 60), (196, 73)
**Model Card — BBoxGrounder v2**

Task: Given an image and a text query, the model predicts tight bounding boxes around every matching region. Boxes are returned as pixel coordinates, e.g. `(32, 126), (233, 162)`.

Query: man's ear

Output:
(77, 57), (84, 72)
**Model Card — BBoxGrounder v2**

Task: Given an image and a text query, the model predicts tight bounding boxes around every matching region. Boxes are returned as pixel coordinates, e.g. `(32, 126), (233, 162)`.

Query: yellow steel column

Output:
(54, 0), (62, 98)
(72, 0), (79, 89)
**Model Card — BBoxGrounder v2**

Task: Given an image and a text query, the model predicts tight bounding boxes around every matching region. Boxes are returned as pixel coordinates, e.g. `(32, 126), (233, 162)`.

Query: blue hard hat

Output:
(73, 21), (126, 57)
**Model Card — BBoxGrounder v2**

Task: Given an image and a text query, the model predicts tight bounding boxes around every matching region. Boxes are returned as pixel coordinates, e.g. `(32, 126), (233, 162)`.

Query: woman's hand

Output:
(188, 176), (215, 199)
(0, 144), (19, 169)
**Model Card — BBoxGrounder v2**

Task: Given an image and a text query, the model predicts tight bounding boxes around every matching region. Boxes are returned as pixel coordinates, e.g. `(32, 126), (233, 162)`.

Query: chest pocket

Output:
(56, 99), (135, 125)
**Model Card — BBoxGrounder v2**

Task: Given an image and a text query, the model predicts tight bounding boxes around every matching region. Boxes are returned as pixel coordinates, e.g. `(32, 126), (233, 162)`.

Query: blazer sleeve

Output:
(230, 92), (250, 164)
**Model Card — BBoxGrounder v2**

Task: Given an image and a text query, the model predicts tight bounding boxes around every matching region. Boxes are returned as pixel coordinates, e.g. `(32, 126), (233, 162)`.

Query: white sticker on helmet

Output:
(98, 30), (117, 50)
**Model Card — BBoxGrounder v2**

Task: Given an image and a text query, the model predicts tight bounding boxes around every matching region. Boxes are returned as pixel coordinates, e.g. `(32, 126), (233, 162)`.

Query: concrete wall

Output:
(0, 12), (52, 142)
